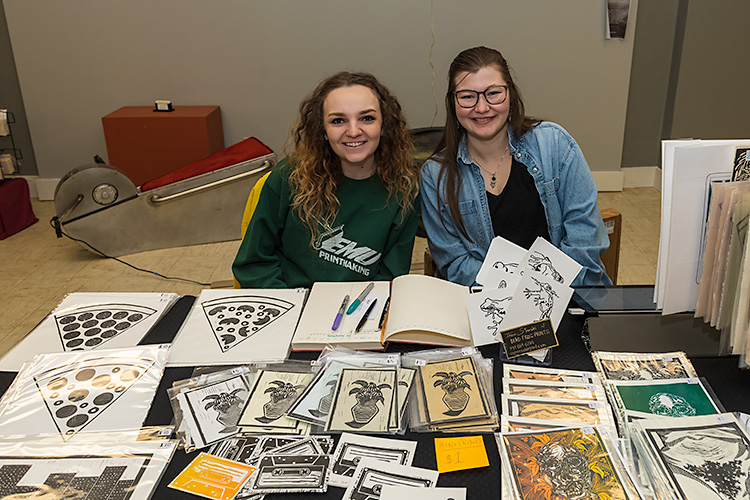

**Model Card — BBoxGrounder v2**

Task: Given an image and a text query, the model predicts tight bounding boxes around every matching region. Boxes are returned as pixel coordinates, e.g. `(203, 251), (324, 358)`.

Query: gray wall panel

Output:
(4, 0), (636, 180)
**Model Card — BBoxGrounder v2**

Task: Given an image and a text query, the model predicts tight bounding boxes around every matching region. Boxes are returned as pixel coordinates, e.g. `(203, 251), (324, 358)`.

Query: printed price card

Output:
(434, 435), (489, 473)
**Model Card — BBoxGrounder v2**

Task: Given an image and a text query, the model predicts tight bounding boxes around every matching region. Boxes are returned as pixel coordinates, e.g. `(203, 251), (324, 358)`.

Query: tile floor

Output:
(0, 187), (660, 358)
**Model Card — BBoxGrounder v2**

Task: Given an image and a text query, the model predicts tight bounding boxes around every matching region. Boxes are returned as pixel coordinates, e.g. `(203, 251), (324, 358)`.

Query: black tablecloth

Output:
(2, 295), (750, 499)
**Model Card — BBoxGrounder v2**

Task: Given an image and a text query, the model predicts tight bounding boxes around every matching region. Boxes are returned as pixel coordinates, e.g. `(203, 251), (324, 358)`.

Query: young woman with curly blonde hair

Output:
(233, 72), (419, 288)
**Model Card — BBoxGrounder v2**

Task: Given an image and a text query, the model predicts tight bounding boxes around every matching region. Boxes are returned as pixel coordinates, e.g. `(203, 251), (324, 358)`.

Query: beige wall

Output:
(0, 1), (36, 175)
(621, 0), (679, 168)
(669, 0), (750, 140)
(4, 0), (636, 181)
(622, 0), (750, 169)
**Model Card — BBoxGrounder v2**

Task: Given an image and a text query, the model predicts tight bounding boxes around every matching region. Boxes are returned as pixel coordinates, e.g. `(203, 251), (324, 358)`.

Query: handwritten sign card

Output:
(499, 319), (558, 359)
(434, 435), (489, 473)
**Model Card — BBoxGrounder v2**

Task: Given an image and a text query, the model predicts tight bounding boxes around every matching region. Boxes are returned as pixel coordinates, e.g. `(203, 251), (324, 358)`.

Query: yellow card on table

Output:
(434, 435), (489, 473)
(168, 452), (256, 500)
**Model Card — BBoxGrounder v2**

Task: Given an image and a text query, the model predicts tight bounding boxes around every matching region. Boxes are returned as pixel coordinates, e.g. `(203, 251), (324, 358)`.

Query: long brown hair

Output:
(287, 72), (417, 242)
(434, 46), (540, 240)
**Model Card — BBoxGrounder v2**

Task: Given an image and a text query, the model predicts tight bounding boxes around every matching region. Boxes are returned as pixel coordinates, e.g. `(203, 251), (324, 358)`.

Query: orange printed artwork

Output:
(502, 428), (630, 500)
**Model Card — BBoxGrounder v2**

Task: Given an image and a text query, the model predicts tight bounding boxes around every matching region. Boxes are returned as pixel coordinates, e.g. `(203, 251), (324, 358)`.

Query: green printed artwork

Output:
(614, 380), (719, 417)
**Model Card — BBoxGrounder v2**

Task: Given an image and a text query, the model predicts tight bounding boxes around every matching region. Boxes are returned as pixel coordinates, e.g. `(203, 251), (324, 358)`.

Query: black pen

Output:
(377, 297), (390, 329)
(355, 298), (378, 333)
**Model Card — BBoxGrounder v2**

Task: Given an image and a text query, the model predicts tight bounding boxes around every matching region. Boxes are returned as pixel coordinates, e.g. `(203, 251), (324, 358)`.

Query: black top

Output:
(486, 158), (550, 249)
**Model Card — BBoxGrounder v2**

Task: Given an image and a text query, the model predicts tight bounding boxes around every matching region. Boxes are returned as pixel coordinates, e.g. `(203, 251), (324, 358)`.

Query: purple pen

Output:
(332, 295), (349, 331)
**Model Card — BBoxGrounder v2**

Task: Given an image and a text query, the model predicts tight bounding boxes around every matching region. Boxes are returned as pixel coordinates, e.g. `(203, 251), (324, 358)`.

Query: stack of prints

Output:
(468, 237), (582, 361)
(404, 347), (498, 432)
(497, 425), (645, 500)
(499, 364), (615, 433)
(591, 351), (722, 434)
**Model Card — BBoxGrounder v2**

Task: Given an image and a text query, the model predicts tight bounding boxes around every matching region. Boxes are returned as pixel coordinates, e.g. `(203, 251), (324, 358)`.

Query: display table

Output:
(2, 295), (749, 499)
(102, 106), (224, 187)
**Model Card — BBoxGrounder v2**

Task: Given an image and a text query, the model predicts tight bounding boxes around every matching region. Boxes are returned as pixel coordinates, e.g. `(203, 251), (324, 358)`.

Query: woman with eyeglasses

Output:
(420, 46), (611, 286)
(233, 72), (419, 288)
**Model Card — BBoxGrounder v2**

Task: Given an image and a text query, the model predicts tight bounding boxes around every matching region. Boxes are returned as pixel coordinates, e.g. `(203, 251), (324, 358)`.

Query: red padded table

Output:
(140, 137), (273, 192)
(102, 106), (224, 187)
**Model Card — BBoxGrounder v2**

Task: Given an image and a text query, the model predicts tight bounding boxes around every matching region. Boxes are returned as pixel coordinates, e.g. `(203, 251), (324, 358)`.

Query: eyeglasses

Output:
(454, 85), (509, 108)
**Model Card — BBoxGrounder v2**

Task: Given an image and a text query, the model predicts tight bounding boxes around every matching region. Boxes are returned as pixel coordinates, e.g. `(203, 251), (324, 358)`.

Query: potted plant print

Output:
(203, 388), (246, 433)
(309, 379), (338, 418)
(346, 380), (392, 429)
(433, 371), (473, 416)
(256, 380), (306, 423)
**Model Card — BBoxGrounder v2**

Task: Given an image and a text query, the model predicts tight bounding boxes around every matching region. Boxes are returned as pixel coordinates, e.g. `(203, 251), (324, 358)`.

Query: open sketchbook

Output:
(291, 275), (470, 350)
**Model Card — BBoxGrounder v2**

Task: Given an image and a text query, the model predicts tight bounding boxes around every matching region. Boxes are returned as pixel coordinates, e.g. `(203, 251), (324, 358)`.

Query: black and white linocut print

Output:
(526, 251), (564, 284)
(522, 276), (560, 321)
(595, 351), (697, 381)
(394, 367), (415, 428)
(0, 345), (168, 442)
(343, 458), (438, 500)
(253, 435), (335, 459)
(266, 437), (325, 457)
(168, 289), (306, 366)
(475, 235), (526, 288)
(181, 374), (251, 448)
(466, 289), (515, 346)
(54, 303), (156, 352)
(201, 295), (296, 352)
(0, 440), (175, 500)
(248, 454), (330, 494)
(0, 292), (176, 372)
(207, 435), (261, 464)
(237, 369), (314, 433)
(497, 238), (579, 337)
(207, 434), (333, 467)
(479, 295), (513, 334)
(523, 237), (582, 287)
(326, 368), (397, 433)
(330, 433), (417, 488)
(646, 419), (750, 499)
(286, 359), (351, 426)
(733, 147), (750, 182)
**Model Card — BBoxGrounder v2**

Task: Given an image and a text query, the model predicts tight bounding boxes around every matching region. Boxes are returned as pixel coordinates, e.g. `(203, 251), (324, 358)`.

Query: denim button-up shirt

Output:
(420, 121), (611, 286)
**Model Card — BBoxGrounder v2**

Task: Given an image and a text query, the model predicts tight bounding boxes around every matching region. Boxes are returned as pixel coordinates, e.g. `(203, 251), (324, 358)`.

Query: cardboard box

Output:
(600, 208), (622, 284)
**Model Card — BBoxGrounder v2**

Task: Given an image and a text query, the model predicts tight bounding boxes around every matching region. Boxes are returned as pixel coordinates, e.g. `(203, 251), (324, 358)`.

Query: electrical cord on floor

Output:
(49, 216), (211, 287)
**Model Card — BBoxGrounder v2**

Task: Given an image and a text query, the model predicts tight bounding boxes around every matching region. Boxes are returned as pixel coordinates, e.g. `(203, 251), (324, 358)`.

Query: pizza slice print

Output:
(201, 296), (295, 352)
(54, 303), (157, 351)
(34, 356), (156, 441)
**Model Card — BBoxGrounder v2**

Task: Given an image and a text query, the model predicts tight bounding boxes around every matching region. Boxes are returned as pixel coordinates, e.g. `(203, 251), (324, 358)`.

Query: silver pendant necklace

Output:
(473, 146), (510, 189)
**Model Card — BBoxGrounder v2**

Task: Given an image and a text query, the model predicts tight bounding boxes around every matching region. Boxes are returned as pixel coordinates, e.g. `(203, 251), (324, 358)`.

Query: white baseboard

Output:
(34, 178), (60, 201)
(593, 166), (661, 192)
(592, 170), (623, 192)
(15, 176), (59, 200)
(27, 168), (662, 200)
(623, 166), (661, 190)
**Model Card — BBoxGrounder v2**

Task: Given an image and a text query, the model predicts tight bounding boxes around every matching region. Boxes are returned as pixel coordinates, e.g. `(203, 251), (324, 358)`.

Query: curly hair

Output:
(434, 46), (541, 241)
(286, 72), (417, 242)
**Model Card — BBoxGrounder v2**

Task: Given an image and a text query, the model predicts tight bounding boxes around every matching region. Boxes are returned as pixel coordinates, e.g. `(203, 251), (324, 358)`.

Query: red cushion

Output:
(140, 137), (273, 191)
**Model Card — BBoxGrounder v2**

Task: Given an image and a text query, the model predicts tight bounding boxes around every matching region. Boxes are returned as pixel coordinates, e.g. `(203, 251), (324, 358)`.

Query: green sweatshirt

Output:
(232, 160), (418, 289)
